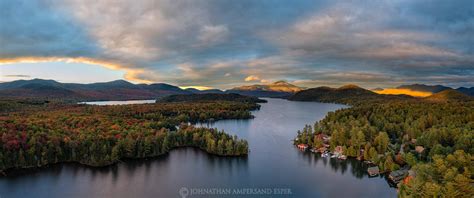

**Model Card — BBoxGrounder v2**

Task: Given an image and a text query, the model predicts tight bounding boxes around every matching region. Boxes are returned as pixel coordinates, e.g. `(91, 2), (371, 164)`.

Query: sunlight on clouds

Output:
(374, 88), (433, 97)
(0, 57), (151, 84)
(244, 75), (260, 82)
(179, 86), (214, 90)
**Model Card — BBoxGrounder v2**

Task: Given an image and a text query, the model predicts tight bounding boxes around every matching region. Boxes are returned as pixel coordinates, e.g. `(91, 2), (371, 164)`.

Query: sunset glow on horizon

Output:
(374, 88), (433, 97)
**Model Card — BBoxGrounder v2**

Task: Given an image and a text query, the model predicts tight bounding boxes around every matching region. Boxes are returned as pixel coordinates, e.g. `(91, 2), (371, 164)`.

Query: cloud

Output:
(244, 75), (260, 82)
(197, 25), (229, 46)
(0, 0), (473, 89)
(3, 74), (31, 78)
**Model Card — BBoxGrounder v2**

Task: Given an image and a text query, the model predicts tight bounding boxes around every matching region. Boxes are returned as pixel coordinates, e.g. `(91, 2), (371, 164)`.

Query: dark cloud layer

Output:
(0, 0), (473, 88)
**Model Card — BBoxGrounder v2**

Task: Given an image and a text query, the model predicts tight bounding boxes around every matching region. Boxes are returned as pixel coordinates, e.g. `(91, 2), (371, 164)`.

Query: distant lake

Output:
(78, 100), (156, 105)
(0, 98), (396, 198)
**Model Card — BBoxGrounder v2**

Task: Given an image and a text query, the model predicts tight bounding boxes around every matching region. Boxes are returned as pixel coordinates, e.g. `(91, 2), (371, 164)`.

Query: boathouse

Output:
(389, 169), (409, 183)
(367, 166), (380, 176)
(297, 144), (308, 150)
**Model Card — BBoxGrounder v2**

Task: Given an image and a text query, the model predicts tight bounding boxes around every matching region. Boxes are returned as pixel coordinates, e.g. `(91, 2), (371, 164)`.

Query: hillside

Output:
(227, 80), (303, 98)
(185, 88), (224, 94)
(394, 84), (474, 96)
(397, 84), (451, 93)
(289, 84), (414, 105)
(0, 79), (192, 101)
(157, 93), (267, 103)
(457, 87), (474, 96)
(424, 89), (472, 102)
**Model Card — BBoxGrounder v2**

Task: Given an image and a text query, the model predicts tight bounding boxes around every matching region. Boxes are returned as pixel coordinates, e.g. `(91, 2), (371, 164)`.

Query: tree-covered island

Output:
(0, 94), (263, 173)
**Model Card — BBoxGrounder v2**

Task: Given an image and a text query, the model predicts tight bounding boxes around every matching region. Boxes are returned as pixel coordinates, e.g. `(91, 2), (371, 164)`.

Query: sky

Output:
(0, 0), (473, 89)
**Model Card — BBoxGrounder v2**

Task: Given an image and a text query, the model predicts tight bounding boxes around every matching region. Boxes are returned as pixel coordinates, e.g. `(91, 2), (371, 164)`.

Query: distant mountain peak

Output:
(231, 81), (303, 93)
(338, 84), (361, 89)
(397, 84), (451, 93)
(272, 80), (290, 85)
(105, 79), (134, 85)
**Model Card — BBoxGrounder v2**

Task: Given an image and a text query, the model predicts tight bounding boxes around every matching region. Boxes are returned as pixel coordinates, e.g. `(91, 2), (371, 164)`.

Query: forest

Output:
(0, 99), (255, 172)
(294, 100), (474, 197)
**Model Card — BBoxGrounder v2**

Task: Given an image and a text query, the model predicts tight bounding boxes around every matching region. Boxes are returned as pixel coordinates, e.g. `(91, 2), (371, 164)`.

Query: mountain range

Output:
(289, 84), (472, 104)
(0, 79), (472, 102)
(0, 79), (304, 100)
(395, 84), (474, 96)
(0, 79), (190, 100)
(227, 81), (303, 98)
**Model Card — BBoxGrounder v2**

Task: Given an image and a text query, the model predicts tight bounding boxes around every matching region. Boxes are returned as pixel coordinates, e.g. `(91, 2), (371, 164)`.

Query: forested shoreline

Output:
(0, 100), (255, 173)
(294, 99), (474, 197)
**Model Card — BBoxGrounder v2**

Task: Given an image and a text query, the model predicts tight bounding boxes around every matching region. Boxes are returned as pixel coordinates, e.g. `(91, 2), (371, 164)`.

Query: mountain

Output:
(424, 89), (472, 102)
(289, 84), (414, 105)
(397, 84), (451, 93)
(0, 79), (193, 101)
(185, 88), (224, 94)
(394, 84), (474, 96)
(157, 93), (267, 103)
(227, 81), (303, 98)
(456, 87), (474, 96)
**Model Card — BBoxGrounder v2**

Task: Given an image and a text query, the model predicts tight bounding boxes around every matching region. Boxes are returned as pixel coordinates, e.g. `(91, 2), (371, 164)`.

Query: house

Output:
(367, 166), (380, 176)
(297, 144), (309, 150)
(318, 147), (328, 153)
(315, 133), (331, 143)
(415, 146), (425, 154)
(334, 146), (344, 154)
(389, 169), (409, 183)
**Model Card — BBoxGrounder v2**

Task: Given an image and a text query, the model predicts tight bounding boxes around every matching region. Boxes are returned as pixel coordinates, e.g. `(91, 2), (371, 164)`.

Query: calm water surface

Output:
(78, 100), (156, 105)
(0, 98), (396, 198)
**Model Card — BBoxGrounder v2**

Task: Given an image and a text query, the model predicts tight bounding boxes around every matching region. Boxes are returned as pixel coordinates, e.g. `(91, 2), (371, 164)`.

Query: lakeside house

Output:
(389, 169), (409, 183)
(315, 133), (331, 143)
(334, 146), (344, 154)
(297, 144), (309, 150)
(415, 146), (425, 154)
(368, 166), (380, 176)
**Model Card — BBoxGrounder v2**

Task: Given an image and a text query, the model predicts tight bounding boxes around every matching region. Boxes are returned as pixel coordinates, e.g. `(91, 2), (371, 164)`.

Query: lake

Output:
(0, 98), (396, 198)
(78, 100), (156, 105)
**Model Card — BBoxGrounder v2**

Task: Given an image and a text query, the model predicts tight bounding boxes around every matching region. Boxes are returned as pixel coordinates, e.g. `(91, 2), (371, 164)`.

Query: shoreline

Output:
(0, 146), (248, 177)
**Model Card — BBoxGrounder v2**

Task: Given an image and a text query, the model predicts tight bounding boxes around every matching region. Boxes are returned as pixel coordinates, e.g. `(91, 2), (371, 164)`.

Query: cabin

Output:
(318, 147), (328, 153)
(334, 146), (344, 154)
(415, 146), (425, 154)
(367, 166), (380, 176)
(315, 133), (331, 143)
(297, 144), (309, 150)
(389, 169), (409, 183)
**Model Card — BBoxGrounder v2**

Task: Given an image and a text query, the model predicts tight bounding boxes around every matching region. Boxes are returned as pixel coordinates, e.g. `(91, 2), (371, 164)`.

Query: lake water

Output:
(0, 98), (396, 198)
(78, 100), (156, 105)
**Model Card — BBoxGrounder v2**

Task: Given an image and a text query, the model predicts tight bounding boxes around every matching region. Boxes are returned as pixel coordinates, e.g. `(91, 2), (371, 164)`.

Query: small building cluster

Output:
(297, 144), (308, 150)
(295, 132), (419, 187)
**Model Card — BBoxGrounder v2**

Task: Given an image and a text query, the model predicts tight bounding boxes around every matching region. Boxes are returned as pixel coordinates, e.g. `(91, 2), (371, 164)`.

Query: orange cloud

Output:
(179, 86), (214, 90)
(374, 88), (432, 97)
(0, 56), (152, 83)
(244, 75), (260, 81)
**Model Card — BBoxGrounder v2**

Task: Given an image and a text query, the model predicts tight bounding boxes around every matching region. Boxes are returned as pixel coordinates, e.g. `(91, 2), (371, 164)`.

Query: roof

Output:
(368, 166), (380, 173)
(390, 170), (408, 177)
(415, 146), (425, 153)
